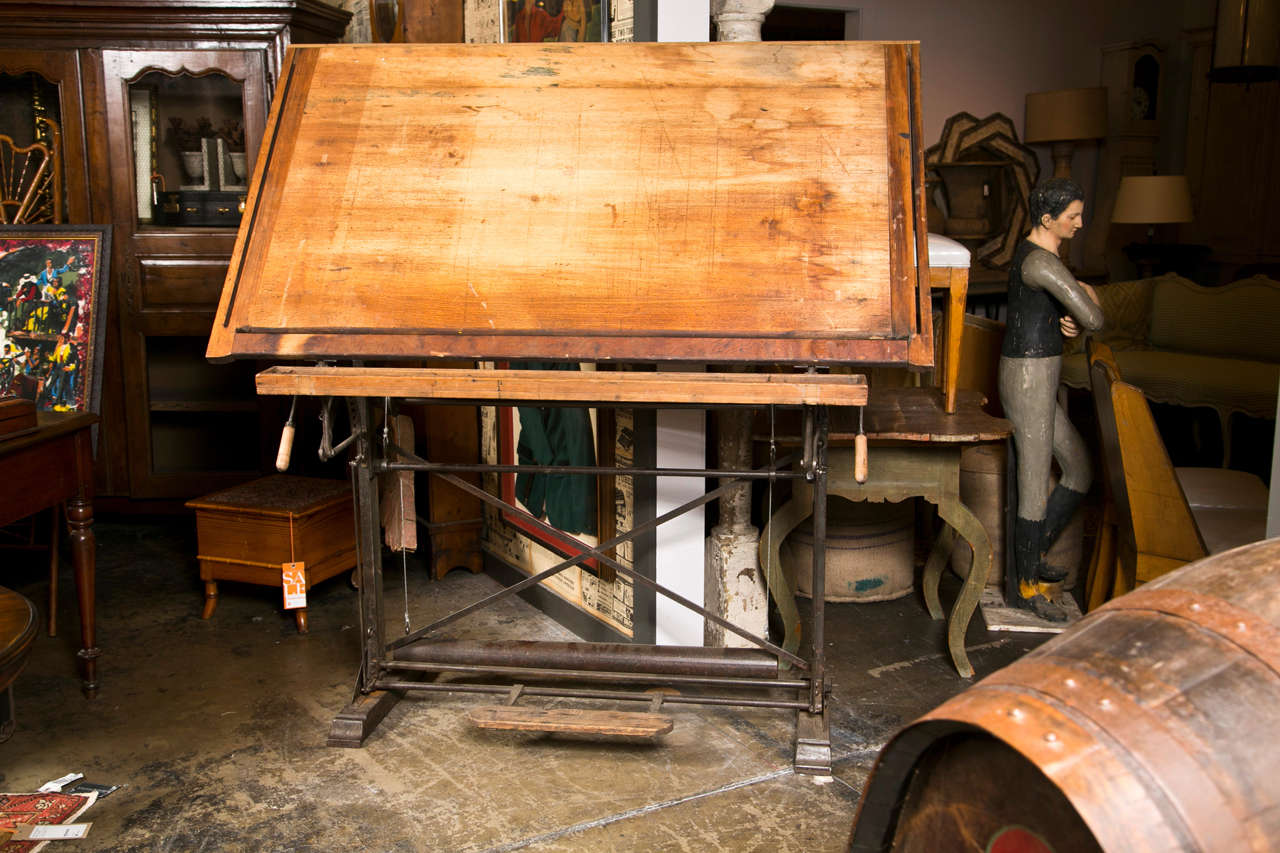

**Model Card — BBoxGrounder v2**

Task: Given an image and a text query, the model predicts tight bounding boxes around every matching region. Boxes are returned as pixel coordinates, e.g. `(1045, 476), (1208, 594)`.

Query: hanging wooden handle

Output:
(854, 432), (868, 483)
(276, 423), (295, 472)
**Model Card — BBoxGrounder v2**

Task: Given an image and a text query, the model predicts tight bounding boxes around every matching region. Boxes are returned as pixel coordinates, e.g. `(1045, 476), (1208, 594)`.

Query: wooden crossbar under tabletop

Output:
(256, 366), (868, 407)
(207, 39), (932, 776)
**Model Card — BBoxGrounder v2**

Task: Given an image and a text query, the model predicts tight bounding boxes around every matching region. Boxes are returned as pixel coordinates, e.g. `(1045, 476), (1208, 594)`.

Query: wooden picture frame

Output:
(0, 225), (111, 421)
(502, 0), (607, 43)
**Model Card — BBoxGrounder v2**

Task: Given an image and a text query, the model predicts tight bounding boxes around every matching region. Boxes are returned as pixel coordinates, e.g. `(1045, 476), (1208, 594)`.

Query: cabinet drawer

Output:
(138, 259), (230, 311)
(153, 190), (246, 227)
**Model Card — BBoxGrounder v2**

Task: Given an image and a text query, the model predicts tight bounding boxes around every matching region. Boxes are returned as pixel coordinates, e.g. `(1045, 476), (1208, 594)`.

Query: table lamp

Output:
(1024, 87), (1108, 180)
(1111, 175), (1193, 236)
(1110, 174), (1195, 276)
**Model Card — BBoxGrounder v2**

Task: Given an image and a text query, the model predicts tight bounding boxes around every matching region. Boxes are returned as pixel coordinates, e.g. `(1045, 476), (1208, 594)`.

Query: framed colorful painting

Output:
(503, 0), (607, 43)
(0, 225), (111, 418)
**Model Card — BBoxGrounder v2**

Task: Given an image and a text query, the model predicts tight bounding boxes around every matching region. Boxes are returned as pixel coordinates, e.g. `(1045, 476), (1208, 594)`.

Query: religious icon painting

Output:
(503, 0), (607, 43)
(0, 225), (112, 417)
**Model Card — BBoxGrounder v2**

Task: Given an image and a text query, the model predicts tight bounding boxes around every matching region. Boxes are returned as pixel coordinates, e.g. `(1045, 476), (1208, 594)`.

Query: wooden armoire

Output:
(0, 1), (350, 503)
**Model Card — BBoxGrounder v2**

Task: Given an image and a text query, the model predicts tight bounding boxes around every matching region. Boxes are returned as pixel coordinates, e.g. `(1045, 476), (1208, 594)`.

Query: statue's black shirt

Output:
(1002, 239), (1064, 358)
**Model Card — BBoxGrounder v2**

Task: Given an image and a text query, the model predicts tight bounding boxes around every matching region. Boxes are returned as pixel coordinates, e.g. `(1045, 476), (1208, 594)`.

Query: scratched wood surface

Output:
(209, 41), (930, 366)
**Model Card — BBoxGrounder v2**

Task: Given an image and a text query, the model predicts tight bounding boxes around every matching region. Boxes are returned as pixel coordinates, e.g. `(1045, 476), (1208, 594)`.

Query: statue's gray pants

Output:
(998, 355), (1091, 521)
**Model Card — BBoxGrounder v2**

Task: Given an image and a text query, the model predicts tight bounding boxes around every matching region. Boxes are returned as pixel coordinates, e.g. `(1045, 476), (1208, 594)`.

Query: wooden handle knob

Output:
(854, 433), (868, 483)
(276, 423), (296, 472)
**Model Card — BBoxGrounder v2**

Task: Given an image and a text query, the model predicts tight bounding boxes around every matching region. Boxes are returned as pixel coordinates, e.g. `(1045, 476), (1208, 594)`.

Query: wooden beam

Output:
(256, 366), (868, 407)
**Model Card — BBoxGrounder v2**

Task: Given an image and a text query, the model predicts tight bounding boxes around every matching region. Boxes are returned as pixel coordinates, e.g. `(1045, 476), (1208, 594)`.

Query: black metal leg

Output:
(329, 397), (404, 748)
(810, 405), (829, 713)
(795, 405), (832, 775)
(350, 396), (385, 692)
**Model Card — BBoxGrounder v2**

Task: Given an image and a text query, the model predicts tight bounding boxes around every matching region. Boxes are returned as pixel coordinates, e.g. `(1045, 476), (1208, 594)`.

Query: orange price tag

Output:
(282, 562), (308, 609)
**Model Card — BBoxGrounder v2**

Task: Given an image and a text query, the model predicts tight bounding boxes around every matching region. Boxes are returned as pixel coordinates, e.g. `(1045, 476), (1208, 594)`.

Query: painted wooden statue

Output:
(1000, 177), (1104, 620)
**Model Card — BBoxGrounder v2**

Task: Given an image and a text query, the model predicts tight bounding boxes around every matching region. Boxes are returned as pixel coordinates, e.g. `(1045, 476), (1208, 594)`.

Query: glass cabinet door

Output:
(0, 50), (91, 225)
(0, 69), (63, 222)
(128, 69), (250, 228)
(102, 49), (266, 232)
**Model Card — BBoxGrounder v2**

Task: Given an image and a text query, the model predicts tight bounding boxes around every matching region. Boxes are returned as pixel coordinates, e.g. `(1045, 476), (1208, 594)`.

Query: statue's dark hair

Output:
(1029, 177), (1084, 225)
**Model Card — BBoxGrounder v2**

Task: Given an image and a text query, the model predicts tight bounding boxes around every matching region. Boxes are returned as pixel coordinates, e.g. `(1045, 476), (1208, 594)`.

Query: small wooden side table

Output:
(0, 411), (98, 696)
(187, 475), (357, 633)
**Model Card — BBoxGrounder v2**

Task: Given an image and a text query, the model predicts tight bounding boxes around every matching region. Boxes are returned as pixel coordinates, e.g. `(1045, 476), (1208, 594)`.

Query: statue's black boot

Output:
(1037, 484), (1088, 583)
(1010, 516), (1067, 622)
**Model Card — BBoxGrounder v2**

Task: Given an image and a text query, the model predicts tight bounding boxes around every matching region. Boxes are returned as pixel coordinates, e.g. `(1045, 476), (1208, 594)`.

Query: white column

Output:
(711, 0), (775, 42)
(655, 410), (707, 645)
(657, 0), (711, 42)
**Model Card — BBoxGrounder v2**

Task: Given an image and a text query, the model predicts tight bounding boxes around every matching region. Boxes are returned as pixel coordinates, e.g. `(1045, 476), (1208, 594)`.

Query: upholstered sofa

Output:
(1060, 273), (1280, 462)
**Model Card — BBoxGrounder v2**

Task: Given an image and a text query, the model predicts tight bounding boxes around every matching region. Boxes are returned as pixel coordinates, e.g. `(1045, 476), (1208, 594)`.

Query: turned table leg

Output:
(202, 580), (219, 619)
(66, 497), (99, 696)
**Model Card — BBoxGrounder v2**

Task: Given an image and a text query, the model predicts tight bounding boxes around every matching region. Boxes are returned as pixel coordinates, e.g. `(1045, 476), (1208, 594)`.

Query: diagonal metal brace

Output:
(384, 448), (805, 669)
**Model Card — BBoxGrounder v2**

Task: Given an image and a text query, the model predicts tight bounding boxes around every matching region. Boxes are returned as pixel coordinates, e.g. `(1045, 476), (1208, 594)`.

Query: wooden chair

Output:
(1085, 339), (1268, 608)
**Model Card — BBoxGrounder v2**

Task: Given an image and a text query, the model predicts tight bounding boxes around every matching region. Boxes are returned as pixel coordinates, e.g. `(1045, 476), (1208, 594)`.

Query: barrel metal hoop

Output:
(1098, 588), (1280, 678)
(984, 658), (1252, 853)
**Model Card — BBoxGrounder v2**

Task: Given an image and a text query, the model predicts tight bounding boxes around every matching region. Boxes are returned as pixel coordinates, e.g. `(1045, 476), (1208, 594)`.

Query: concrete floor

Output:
(1, 518), (1047, 852)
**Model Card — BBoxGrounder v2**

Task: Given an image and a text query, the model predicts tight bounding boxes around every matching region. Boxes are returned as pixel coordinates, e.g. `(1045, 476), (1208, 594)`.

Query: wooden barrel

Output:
(850, 537), (1280, 852)
(781, 498), (915, 602)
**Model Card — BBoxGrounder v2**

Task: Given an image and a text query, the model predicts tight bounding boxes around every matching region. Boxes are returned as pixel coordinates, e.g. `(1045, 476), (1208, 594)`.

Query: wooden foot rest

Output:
(467, 706), (674, 737)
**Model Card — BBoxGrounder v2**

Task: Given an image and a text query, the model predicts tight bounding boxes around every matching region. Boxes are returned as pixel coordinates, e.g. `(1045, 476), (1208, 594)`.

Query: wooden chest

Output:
(186, 475), (356, 632)
(0, 398), (37, 440)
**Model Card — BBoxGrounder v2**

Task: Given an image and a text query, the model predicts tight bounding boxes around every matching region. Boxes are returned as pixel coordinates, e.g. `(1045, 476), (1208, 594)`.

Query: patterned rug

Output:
(0, 792), (97, 852)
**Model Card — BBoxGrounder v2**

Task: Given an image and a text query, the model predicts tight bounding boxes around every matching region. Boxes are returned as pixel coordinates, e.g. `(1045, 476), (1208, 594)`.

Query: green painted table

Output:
(761, 387), (1011, 678)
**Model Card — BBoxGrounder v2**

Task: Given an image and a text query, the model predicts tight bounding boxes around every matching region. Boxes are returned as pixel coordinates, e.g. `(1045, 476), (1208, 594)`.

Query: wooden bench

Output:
(208, 40), (935, 774)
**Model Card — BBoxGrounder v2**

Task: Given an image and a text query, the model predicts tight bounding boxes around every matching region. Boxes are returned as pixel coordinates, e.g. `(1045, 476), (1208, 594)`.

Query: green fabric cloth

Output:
(513, 363), (598, 536)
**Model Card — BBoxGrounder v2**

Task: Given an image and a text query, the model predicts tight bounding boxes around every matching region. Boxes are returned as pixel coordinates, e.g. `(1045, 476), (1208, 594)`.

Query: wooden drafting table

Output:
(208, 41), (933, 773)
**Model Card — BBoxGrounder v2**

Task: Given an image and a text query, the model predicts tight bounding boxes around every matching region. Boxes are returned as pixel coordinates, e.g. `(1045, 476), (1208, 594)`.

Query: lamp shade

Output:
(1110, 175), (1194, 224)
(1212, 0), (1280, 82)
(1024, 87), (1108, 143)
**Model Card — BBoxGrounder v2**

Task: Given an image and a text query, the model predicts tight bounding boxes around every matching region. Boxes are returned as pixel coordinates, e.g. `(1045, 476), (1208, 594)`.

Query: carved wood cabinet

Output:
(0, 2), (349, 502)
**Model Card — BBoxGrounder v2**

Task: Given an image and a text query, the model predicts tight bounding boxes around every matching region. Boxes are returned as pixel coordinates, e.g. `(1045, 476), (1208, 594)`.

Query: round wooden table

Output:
(0, 585), (37, 741)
